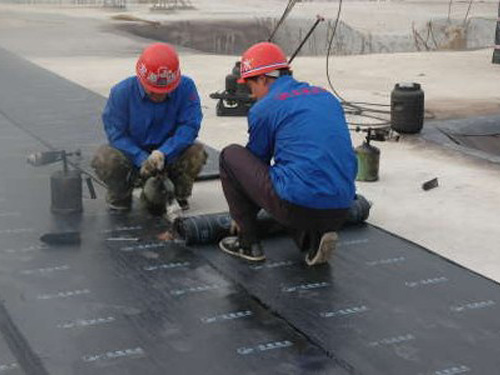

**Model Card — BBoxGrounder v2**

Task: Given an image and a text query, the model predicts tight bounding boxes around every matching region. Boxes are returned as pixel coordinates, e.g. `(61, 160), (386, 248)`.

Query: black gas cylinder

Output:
(50, 170), (82, 214)
(391, 82), (425, 134)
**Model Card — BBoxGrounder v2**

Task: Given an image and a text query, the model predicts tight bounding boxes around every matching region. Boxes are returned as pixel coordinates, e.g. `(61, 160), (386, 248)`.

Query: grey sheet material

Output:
(421, 114), (500, 164)
(448, 134), (500, 158)
(194, 227), (500, 375)
(0, 110), (344, 374)
(0, 46), (220, 182)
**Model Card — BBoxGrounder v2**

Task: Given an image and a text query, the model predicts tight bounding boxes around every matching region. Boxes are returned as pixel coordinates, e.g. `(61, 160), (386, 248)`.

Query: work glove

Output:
(140, 150), (165, 179)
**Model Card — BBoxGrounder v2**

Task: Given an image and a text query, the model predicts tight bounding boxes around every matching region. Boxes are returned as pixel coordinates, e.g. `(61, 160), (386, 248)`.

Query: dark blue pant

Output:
(219, 144), (348, 250)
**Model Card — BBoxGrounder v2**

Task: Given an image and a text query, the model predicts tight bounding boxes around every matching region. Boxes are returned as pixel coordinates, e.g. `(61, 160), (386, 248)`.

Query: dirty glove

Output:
(140, 150), (165, 178)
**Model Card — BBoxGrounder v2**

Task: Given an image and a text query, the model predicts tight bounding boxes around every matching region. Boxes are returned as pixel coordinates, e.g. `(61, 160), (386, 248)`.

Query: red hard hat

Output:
(136, 43), (181, 94)
(238, 42), (289, 83)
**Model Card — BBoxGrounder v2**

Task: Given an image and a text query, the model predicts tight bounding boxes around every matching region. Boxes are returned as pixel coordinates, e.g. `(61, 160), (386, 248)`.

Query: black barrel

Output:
(175, 194), (371, 246)
(50, 170), (82, 214)
(493, 3), (500, 64)
(391, 82), (425, 134)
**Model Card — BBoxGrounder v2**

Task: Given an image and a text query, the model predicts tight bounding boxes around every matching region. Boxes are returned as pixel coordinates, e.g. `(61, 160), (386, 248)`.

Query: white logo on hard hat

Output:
(157, 67), (178, 86)
(148, 73), (158, 83)
(138, 62), (148, 77)
(242, 58), (253, 73)
(159, 67), (169, 79)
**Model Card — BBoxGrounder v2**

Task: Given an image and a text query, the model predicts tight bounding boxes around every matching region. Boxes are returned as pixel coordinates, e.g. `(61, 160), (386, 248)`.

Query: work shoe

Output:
(219, 236), (265, 262)
(177, 198), (190, 211)
(107, 201), (131, 212)
(305, 232), (338, 266)
(106, 193), (132, 212)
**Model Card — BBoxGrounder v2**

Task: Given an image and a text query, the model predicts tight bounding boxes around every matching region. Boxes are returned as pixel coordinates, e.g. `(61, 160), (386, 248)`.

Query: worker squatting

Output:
(91, 41), (357, 267)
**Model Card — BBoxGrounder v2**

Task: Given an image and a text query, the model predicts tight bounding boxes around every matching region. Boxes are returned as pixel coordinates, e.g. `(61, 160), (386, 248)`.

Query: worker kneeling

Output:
(91, 43), (207, 214)
(219, 42), (357, 266)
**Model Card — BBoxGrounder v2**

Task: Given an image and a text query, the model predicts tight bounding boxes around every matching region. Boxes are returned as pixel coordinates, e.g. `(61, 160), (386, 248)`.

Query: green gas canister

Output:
(355, 140), (380, 182)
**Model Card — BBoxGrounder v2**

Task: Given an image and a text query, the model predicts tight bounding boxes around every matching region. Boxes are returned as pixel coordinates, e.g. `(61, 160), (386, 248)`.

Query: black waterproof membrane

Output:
(1, 47), (500, 375)
(0, 329), (24, 375)
(0, 113), (344, 375)
(423, 114), (500, 164)
(0, 47), (220, 182)
(196, 228), (500, 374)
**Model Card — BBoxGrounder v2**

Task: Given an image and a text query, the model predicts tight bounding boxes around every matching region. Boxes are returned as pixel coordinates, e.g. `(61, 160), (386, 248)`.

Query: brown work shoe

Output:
(219, 236), (265, 262)
(305, 232), (338, 266)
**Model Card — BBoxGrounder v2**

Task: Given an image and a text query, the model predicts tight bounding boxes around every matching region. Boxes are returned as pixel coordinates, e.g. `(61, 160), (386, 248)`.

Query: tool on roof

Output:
(40, 231), (81, 246)
(27, 149), (96, 214)
(209, 0), (324, 117)
(354, 127), (388, 182)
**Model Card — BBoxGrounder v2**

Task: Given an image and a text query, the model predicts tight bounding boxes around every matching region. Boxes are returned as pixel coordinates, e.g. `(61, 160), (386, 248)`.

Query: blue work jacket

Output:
(247, 75), (357, 209)
(102, 75), (203, 167)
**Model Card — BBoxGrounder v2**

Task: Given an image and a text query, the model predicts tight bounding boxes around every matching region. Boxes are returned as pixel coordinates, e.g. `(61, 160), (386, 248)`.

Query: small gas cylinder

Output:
(50, 170), (82, 214)
(355, 141), (380, 182)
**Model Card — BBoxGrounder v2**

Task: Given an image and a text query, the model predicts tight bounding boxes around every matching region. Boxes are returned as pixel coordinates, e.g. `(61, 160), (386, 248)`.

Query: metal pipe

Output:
(288, 15), (325, 64)
(268, 0), (298, 42)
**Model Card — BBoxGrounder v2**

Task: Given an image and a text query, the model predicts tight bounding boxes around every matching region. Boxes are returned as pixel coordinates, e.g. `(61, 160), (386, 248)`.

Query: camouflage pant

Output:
(91, 144), (207, 207)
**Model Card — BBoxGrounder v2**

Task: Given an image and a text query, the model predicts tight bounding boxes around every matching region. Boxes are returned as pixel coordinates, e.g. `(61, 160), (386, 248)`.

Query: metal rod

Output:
(86, 177), (97, 199)
(268, 19), (281, 42)
(268, 0), (298, 42)
(288, 15), (325, 64)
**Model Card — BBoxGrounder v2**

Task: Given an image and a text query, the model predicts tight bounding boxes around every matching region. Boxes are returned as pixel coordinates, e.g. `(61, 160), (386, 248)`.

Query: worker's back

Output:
(247, 75), (357, 210)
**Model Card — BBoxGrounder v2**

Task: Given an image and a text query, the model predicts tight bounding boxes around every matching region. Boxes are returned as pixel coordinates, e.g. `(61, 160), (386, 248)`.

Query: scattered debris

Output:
(422, 177), (439, 191)
(40, 231), (81, 246)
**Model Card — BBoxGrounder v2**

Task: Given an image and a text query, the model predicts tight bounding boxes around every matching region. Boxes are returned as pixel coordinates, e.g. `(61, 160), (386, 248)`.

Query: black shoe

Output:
(106, 195), (132, 212)
(305, 232), (338, 266)
(177, 198), (190, 211)
(219, 236), (265, 262)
